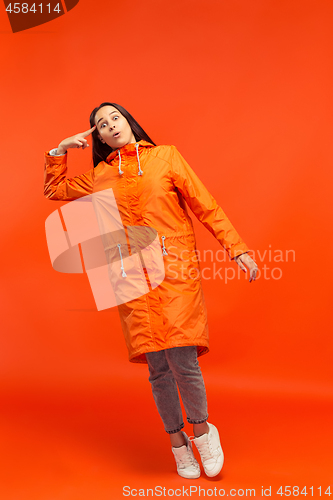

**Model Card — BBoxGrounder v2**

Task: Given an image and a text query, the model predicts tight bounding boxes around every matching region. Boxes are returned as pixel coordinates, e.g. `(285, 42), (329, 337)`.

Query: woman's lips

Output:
(113, 132), (120, 138)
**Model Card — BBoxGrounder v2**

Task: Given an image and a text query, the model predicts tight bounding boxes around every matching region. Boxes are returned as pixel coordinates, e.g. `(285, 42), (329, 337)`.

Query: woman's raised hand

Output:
(235, 252), (258, 283)
(57, 125), (96, 155)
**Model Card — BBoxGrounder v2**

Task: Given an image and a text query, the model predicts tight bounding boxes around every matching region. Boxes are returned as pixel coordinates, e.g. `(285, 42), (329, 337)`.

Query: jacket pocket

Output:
(161, 234), (201, 287)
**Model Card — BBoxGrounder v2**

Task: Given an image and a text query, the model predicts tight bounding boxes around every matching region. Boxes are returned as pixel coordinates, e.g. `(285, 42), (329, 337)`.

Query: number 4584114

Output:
(276, 486), (332, 496)
(6, 3), (61, 13)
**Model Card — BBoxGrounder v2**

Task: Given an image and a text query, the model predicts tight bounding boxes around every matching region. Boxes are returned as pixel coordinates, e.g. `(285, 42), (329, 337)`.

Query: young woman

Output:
(44, 102), (258, 479)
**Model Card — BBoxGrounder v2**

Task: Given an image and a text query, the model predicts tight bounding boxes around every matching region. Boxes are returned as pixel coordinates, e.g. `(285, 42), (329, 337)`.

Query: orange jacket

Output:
(44, 140), (249, 363)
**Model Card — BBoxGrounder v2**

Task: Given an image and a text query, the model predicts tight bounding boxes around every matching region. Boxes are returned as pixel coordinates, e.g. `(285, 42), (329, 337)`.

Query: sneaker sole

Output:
(203, 453), (224, 477)
(178, 469), (201, 479)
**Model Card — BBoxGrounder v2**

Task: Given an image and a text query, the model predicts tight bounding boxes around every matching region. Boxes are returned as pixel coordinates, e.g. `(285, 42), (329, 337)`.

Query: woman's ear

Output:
(99, 136), (105, 143)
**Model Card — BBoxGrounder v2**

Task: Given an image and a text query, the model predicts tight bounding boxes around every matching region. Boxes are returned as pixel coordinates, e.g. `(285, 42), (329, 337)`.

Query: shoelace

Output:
(175, 447), (198, 469)
(189, 436), (215, 463)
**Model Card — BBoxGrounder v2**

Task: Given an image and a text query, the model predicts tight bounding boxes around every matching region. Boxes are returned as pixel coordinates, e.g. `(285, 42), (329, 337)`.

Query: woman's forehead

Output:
(95, 105), (120, 122)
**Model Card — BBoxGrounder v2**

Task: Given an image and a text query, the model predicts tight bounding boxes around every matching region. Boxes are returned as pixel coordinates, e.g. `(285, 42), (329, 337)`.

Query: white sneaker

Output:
(190, 422), (224, 477)
(171, 431), (201, 479)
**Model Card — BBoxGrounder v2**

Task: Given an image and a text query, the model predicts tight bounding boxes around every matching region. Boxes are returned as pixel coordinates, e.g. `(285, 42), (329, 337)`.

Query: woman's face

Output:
(94, 105), (136, 150)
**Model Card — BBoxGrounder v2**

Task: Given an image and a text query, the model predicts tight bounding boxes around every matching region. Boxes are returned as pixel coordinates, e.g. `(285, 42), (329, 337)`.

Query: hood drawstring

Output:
(117, 150), (124, 175)
(136, 143), (144, 176)
(116, 143), (143, 176)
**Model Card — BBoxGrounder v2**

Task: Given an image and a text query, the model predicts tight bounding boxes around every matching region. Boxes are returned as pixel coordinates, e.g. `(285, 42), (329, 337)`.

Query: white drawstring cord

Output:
(136, 143), (144, 175)
(117, 150), (124, 175)
(117, 243), (127, 277)
(161, 236), (168, 255)
(116, 143), (143, 176)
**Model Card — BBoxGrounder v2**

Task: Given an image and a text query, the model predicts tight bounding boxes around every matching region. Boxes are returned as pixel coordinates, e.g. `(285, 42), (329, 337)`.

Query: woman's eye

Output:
(113, 116), (119, 120)
(101, 123), (106, 128)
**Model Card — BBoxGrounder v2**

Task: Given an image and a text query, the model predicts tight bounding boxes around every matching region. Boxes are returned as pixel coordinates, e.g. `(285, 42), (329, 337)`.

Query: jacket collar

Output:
(106, 140), (155, 164)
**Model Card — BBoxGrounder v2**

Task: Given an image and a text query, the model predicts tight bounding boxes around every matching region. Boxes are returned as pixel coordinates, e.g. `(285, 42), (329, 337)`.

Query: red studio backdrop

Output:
(1, 1), (333, 498)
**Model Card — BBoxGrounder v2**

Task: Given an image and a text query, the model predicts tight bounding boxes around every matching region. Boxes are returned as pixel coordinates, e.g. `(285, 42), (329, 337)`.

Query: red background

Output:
(0, 0), (332, 498)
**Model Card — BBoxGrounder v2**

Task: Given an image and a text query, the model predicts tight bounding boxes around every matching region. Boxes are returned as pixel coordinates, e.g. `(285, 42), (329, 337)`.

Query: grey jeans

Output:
(145, 346), (209, 434)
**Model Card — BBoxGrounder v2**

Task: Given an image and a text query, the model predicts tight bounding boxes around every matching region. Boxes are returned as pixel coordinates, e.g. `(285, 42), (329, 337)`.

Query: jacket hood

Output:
(105, 140), (155, 176)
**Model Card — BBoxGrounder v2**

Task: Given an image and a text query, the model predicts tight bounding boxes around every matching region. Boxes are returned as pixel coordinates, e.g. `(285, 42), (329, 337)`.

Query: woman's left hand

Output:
(235, 253), (258, 283)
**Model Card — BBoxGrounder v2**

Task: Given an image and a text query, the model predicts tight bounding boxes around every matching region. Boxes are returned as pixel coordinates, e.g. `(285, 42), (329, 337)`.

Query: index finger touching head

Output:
(82, 125), (96, 137)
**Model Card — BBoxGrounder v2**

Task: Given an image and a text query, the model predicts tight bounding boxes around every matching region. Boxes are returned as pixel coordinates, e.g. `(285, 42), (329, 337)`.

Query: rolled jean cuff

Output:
(187, 414), (209, 425)
(165, 422), (185, 435)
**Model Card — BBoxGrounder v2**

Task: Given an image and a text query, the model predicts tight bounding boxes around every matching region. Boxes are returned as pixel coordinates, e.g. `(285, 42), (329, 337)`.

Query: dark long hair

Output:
(89, 102), (157, 168)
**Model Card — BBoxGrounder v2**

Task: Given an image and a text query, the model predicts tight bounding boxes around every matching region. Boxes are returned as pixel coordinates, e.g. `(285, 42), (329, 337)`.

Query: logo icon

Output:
(45, 188), (165, 311)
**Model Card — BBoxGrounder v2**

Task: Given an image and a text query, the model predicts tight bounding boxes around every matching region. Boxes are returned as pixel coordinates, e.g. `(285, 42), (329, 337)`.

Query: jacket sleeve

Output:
(169, 145), (250, 261)
(44, 150), (94, 201)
